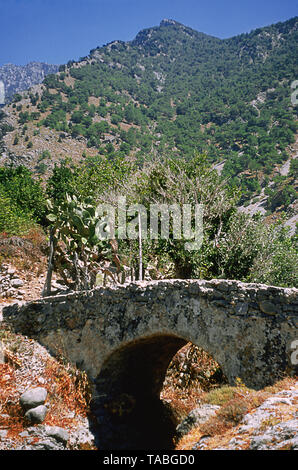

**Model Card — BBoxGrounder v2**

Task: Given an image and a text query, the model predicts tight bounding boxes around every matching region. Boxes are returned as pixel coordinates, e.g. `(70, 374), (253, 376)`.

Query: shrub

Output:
(0, 187), (34, 235)
(217, 397), (249, 424)
(202, 385), (242, 407)
(38, 150), (51, 161)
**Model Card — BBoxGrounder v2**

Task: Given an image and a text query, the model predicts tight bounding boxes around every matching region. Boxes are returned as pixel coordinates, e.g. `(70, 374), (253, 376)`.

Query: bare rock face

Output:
(0, 62), (59, 103)
(249, 419), (298, 450)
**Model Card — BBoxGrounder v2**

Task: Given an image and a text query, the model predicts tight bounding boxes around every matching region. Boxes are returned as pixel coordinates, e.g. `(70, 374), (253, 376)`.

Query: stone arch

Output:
(95, 334), (187, 399)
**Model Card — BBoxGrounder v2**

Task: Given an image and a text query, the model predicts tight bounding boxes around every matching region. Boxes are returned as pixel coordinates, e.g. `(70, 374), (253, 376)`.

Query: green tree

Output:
(0, 166), (46, 224)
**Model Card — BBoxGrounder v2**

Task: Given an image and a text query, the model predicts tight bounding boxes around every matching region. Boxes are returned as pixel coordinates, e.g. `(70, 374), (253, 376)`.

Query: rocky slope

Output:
(190, 385), (298, 450)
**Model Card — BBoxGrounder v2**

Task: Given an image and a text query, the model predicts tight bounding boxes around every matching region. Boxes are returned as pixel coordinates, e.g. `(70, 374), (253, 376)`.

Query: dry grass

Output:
(161, 385), (205, 422)
(0, 229), (47, 275)
(42, 355), (93, 424)
(216, 397), (249, 424)
(0, 330), (94, 445)
(0, 358), (28, 439)
(201, 384), (243, 407)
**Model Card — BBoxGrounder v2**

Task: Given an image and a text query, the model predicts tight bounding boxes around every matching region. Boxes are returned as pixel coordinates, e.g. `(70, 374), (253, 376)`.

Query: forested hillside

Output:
(1, 18), (297, 202)
(0, 17), (297, 288)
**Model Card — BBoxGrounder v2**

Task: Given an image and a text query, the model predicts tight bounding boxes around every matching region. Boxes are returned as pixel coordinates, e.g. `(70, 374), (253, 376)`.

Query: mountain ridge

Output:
(0, 16), (297, 225)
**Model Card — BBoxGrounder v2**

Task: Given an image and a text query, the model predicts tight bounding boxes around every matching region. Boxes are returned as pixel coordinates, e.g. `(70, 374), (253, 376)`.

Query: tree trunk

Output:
(138, 211), (143, 281)
(42, 227), (55, 297)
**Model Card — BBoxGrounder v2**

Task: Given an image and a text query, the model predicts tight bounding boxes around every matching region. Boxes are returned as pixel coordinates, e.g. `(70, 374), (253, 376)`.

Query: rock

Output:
(32, 438), (65, 450)
(16, 425), (70, 450)
(11, 279), (24, 288)
(259, 300), (277, 315)
(0, 62), (59, 104)
(206, 385), (298, 450)
(6, 288), (16, 297)
(263, 396), (293, 407)
(192, 435), (211, 450)
(235, 302), (249, 315)
(20, 387), (48, 410)
(68, 421), (95, 450)
(176, 404), (220, 438)
(239, 387), (298, 435)
(249, 419), (298, 450)
(0, 430), (8, 439)
(44, 425), (69, 444)
(25, 405), (48, 424)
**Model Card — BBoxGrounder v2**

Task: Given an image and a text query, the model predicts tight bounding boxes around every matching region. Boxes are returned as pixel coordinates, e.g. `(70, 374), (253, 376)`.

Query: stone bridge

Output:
(3, 279), (298, 449)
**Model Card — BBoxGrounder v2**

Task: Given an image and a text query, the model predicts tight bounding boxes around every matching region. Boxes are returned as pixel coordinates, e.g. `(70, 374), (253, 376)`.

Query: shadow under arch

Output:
(90, 333), (221, 450)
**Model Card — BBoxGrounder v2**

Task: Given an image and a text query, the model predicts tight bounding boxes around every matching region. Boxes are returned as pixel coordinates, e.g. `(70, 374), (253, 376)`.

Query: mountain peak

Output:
(160, 19), (180, 27)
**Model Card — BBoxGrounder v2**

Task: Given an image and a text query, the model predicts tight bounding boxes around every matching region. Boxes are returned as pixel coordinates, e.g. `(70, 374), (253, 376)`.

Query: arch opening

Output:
(90, 334), (225, 450)
(161, 342), (227, 426)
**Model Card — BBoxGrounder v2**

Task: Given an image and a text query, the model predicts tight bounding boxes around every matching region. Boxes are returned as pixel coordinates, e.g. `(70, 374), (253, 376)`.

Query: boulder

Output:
(20, 387), (48, 411)
(176, 404), (220, 438)
(25, 405), (48, 424)
(43, 425), (69, 444)
(11, 279), (24, 288)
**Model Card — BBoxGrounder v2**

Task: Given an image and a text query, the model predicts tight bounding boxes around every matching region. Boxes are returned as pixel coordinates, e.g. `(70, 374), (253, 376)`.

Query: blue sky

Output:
(1, 0), (297, 66)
